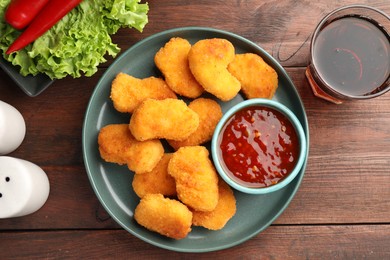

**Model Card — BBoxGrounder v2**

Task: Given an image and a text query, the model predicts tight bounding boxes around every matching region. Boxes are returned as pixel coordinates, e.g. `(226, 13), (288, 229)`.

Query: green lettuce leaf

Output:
(0, 0), (148, 79)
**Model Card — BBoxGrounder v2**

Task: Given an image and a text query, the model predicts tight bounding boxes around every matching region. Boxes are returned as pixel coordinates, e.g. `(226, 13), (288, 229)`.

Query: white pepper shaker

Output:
(0, 156), (50, 218)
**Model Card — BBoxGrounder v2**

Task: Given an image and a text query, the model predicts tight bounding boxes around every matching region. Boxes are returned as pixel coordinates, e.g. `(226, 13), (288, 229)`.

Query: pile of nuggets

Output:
(98, 37), (278, 239)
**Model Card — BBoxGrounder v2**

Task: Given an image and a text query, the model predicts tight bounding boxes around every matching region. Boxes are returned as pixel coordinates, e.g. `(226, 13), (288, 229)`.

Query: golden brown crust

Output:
(110, 73), (177, 113)
(188, 38), (241, 101)
(154, 37), (204, 98)
(228, 53), (278, 99)
(98, 124), (164, 174)
(129, 98), (199, 141)
(134, 194), (192, 240)
(192, 179), (236, 230)
(132, 154), (177, 198)
(168, 98), (222, 150)
(168, 146), (219, 212)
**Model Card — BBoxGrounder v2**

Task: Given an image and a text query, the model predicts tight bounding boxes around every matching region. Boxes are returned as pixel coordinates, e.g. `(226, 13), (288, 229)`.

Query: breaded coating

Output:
(98, 124), (164, 174)
(228, 53), (278, 99)
(168, 146), (219, 212)
(155, 37), (204, 98)
(110, 72), (177, 113)
(192, 179), (236, 230)
(129, 98), (199, 141)
(188, 38), (241, 101)
(134, 194), (192, 239)
(168, 98), (222, 150)
(132, 153), (177, 198)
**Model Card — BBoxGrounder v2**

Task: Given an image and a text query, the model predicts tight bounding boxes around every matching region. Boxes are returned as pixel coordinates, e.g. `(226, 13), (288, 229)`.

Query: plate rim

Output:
(82, 26), (310, 252)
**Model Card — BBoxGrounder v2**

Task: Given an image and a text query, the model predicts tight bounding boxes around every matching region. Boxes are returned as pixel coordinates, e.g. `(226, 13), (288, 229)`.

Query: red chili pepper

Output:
(6, 0), (83, 54)
(5, 0), (50, 30)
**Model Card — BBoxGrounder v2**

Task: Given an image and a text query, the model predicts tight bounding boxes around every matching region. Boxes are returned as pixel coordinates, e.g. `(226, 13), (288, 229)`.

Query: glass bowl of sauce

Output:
(211, 99), (307, 194)
(306, 5), (390, 104)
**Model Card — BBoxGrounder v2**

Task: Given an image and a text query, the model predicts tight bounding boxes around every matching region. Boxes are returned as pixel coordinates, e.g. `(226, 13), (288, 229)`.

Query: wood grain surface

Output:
(0, 0), (389, 259)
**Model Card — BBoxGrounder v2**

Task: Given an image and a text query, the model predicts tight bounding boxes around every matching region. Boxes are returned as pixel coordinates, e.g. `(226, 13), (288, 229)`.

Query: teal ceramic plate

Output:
(82, 27), (309, 252)
(0, 56), (54, 97)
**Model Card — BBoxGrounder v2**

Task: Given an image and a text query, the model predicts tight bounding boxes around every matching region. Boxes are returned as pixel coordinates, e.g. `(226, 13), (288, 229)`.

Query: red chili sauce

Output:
(219, 106), (299, 187)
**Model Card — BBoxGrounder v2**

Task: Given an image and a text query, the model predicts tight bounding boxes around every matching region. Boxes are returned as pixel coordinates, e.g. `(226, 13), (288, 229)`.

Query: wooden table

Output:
(1, 0), (389, 259)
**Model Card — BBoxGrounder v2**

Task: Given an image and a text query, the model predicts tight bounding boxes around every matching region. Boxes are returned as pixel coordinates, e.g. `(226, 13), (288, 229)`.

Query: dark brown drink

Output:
(306, 5), (390, 104)
(313, 16), (389, 97)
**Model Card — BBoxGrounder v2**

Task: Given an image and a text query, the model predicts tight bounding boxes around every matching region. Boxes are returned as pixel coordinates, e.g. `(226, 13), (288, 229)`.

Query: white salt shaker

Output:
(0, 101), (26, 155)
(0, 156), (50, 218)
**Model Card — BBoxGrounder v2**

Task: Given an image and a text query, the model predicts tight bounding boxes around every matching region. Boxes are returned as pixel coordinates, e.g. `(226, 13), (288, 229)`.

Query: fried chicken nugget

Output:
(98, 124), (164, 174)
(155, 37), (204, 98)
(188, 38), (241, 101)
(168, 98), (222, 150)
(134, 194), (192, 239)
(168, 146), (219, 212)
(129, 98), (199, 141)
(110, 72), (177, 113)
(228, 53), (278, 99)
(192, 179), (236, 230)
(132, 153), (177, 198)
